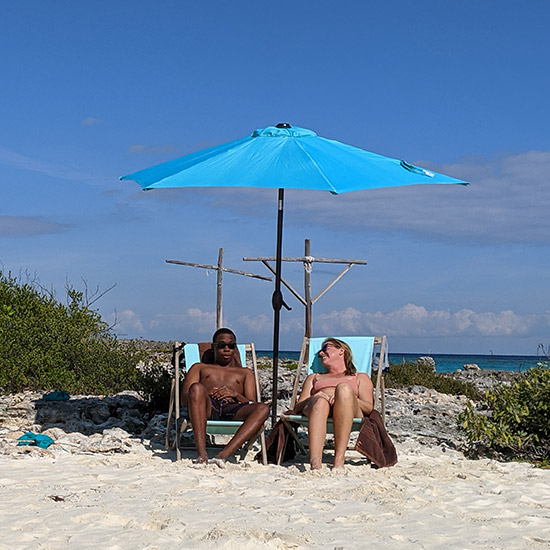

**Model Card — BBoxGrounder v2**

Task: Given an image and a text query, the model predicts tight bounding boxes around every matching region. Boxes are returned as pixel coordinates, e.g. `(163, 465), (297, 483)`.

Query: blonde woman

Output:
(292, 338), (374, 470)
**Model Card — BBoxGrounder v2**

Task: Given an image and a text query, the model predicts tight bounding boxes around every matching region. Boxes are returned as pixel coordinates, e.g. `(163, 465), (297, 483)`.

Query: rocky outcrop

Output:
(1, 364), (517, 458)
(446, 369), (521, 393)
(0, 391), (153, 457)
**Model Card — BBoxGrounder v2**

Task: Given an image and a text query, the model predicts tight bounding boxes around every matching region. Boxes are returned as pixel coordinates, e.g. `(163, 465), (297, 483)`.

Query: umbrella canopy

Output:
(121, 123), (468, 424)
(122, 124), (465, 192)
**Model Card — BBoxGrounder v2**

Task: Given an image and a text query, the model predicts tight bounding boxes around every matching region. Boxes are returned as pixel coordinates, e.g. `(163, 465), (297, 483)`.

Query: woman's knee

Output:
(334, 383), (355, 401)
(307, 395), (331, 414)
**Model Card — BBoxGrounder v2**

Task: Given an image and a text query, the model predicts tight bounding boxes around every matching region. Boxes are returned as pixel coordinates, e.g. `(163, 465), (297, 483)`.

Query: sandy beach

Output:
(1, 438), (549, 550)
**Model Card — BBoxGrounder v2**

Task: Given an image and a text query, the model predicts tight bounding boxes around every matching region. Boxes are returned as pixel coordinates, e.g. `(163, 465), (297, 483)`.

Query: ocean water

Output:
(258, 351), (544, 374)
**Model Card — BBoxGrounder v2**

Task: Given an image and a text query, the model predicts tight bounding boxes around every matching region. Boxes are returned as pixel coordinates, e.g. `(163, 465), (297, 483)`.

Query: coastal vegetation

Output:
(373, 361), (480, 400)
(0, 272), (152, 396)
(458, 364), (550, 465)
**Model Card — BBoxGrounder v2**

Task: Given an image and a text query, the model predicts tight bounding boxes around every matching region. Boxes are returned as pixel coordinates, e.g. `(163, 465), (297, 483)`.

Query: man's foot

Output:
(192, 456), (209, 467)
(333, 456), (345, 469)
(209, 457), (226, 469)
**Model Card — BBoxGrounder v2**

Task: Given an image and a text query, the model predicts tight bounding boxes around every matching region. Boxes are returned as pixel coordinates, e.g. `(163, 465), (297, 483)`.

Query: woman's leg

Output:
(303, 395), (331, 470)
(332, 384), (359, 468)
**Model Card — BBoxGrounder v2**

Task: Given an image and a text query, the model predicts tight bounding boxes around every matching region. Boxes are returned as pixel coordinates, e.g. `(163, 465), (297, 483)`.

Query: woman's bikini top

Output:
(311, 373), (359, 397)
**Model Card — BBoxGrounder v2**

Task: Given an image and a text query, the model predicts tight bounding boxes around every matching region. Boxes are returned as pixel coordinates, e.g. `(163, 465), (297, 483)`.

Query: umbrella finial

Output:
(275, 122), (292, 128)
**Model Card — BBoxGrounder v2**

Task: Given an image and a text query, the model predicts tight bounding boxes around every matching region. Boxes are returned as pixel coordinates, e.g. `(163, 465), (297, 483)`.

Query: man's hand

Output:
(209, 386), (237, 402)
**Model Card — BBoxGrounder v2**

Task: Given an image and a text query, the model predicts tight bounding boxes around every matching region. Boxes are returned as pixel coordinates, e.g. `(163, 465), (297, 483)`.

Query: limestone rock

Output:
(463, 363), (480, 371)
(417, 356), (436, 371)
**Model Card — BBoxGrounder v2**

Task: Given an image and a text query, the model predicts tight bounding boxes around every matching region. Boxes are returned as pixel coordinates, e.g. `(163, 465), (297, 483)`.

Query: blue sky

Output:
(2, 1), (549, 355)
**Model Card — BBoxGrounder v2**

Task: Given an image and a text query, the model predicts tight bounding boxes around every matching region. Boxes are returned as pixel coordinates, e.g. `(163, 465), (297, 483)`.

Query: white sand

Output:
(0, 443), (548, 550)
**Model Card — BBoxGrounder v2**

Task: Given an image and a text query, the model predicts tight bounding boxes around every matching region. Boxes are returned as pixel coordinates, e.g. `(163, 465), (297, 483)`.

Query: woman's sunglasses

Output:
(320, 343), (336, 354)
(213, 342), (237, 350)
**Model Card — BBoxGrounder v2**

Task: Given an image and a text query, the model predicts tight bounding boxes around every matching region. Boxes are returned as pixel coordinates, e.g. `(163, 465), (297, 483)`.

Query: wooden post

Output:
(166, 249), (272, 331)
(216, 248), (223, 329)
(304, 239), (312, 339)
(244, 239), (366, 340)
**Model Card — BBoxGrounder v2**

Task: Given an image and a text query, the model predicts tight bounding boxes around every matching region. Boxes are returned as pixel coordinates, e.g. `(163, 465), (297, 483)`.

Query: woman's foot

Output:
(310, 458), (323, 470)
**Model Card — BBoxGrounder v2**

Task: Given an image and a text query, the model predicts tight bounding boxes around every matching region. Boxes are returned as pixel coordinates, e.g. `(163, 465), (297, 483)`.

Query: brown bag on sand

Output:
(255, 420), (296, 464)
(355, 409), (398, 468)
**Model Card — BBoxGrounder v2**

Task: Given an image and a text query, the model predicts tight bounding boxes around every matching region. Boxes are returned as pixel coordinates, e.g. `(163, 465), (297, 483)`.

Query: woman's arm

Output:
(356, 373), (374, 415)
(291, 374), (315, 414)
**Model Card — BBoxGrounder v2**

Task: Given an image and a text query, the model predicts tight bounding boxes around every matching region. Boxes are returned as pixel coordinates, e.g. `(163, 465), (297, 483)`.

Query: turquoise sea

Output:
(258, 351), (544, 374)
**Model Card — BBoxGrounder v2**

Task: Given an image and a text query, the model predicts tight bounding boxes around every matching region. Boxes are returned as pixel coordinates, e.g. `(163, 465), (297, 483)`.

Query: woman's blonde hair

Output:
(322, 338), (356, 375)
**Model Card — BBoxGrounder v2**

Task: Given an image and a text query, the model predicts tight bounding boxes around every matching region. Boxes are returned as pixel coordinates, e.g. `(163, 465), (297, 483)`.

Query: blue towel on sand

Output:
(17, 432), (54, 449)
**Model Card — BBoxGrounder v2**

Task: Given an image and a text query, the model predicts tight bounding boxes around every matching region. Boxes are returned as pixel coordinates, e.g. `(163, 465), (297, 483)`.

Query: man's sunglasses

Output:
(213, 342), (237, 350)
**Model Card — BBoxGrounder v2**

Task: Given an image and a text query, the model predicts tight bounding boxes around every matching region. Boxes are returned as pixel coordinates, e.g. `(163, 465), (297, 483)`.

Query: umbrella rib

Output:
(294, 141), (339, 194)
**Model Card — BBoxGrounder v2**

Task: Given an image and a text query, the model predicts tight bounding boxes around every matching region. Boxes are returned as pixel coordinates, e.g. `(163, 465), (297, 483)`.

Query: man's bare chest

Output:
(199, 366), (246, 388)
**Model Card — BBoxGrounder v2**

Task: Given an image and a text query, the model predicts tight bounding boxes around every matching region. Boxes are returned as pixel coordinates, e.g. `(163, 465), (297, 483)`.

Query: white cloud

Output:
(146, 308), (303, 343)
(81, 117), (101, 126)
(0, 146), (97, 184)
(0, 216), (70, 237)
(110, 309), (144, 334)
(111, 303), (548, 351)
(279, 150), (550, 246)
(149, 308), (216, 336)
(238, 313), (273, 334)
(315, 304), (541, 338)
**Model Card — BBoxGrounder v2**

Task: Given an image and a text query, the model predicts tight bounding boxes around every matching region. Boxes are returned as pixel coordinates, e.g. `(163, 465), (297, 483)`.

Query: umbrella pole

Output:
(271, 188), (284, 426)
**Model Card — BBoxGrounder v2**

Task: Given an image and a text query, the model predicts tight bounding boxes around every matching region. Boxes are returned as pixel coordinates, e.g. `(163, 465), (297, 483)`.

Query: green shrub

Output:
(257, 361), (298, 371)
(134, 358), (173, 411)
(458, 365), (550, 464)
(373, 361), (480, 400)
(0, 271), (149, 395)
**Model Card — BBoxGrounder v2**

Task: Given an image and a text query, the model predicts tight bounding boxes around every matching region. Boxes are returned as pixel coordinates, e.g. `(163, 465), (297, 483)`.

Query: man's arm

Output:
(181, 363), (202, 407)
(241, 369), (258, 402)
(210, 368), (256, 403)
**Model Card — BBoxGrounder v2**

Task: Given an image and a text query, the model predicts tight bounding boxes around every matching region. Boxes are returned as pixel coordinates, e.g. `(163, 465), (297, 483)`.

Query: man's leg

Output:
(187, 382), (212, 463)
(214, 402), (270, 461)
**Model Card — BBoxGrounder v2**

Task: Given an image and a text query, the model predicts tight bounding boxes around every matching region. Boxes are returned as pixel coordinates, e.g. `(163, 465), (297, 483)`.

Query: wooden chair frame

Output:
(279, 335), (387, 463)
(166, 341), (267, 465)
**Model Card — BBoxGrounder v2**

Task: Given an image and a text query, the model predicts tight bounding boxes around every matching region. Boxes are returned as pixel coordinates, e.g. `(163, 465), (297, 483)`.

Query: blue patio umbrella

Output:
(121, 123), (468, 423)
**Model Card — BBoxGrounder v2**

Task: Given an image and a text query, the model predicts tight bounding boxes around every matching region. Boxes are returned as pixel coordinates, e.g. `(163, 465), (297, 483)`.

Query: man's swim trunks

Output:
(209, 396), (248, 421)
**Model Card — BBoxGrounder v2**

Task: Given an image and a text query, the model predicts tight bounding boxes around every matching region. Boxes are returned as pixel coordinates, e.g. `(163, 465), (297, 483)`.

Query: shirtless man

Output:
(182, 328), (270, 466)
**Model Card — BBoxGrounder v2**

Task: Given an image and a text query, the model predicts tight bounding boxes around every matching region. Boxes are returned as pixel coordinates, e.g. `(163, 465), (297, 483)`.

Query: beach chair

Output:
(279, 335), (387, 463)
(166, 341), (267, 465)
